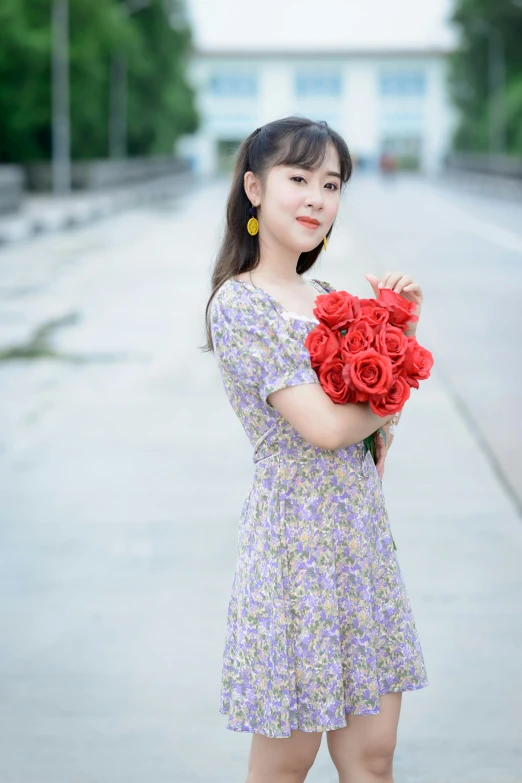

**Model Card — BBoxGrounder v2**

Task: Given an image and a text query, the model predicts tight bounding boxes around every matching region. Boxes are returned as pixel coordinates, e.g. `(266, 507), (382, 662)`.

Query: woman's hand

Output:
(365, 270), (423, 338)
(374, 426), (393, 480)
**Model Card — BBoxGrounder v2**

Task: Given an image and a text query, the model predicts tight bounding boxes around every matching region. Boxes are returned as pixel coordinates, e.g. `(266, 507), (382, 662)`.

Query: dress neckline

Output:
(228, 277), (324, 324)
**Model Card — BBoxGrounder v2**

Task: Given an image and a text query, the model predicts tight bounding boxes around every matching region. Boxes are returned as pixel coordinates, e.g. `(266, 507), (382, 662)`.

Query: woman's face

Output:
(257, 142), (342, 256)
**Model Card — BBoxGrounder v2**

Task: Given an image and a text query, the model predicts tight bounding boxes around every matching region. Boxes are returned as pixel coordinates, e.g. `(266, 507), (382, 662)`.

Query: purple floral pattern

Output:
(210, 277), (429, 739)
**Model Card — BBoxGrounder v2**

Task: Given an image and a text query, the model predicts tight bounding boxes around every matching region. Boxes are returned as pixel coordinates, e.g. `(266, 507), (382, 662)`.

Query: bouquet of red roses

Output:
(304, 286), (434, 459)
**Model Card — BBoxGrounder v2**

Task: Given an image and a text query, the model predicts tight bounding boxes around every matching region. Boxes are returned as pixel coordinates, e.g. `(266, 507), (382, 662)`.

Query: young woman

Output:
(202, 116), (428, 783)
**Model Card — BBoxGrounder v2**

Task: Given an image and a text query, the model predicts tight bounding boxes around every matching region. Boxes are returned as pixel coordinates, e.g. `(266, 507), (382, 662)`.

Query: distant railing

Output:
(24, 156), (192, 192)
(444, 152), (522, 180)
(0, 166), (24, 214)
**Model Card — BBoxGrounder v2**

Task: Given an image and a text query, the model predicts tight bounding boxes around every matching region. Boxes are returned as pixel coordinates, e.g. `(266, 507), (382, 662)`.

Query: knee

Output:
(362, 732), (397, 776)
(285, 758), (316, 781)
(291, 755), (316, 780)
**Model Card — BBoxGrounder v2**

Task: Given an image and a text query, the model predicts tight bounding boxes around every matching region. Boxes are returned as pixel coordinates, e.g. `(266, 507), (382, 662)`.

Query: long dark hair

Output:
(201, 115), (353, 353)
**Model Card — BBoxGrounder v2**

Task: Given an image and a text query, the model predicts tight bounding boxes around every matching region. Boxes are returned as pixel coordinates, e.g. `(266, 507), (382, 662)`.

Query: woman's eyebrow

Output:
(290, 166), (342, 179)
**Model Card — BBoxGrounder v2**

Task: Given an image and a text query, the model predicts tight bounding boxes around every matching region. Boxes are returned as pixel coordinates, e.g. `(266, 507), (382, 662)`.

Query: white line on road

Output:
(429, 188), (522, 255)
(461, 214), (522, 254)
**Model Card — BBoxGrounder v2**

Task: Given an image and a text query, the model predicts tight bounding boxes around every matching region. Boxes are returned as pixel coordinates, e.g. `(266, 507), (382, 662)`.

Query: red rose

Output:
(304, 286), (434, 420)
(342, 349), (393, 397)
(370, 373), (411, 416)
(317, 358), (355, 404)
(377, 288), (418, 329)
(344, 385), (368, 404)
(304, 323), (341, 368)
(313, 290), (361, 330)
(358, 299), (390, 331)
(402, 336), (434, 388)
(340, 319), (374, 356)
(376, 324), (408, 367)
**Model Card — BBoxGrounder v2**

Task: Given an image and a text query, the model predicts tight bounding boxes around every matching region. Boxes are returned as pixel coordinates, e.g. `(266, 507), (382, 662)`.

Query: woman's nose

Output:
(306, 190), (324, 208)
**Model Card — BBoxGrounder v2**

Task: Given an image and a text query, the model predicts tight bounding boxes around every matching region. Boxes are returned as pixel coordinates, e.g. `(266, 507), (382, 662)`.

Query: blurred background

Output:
(1, 1), (522, 782)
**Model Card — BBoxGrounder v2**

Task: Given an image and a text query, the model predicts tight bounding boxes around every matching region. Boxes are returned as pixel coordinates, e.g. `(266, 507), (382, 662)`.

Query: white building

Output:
(178, 46), (456, 176)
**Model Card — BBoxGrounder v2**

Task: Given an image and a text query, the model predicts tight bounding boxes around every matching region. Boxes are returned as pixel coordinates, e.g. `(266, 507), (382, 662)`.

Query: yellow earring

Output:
(247, 205), (259, 236)
(323, 235), (328, 251)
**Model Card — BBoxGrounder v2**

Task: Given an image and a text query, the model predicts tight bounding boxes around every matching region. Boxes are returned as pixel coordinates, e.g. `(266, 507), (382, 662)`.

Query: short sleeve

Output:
(312, 278), (336, 293)
(210, 286), (320, 404)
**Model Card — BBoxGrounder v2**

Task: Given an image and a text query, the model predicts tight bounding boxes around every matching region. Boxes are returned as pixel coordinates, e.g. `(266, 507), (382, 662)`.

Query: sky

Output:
(187, 0), (457, 52)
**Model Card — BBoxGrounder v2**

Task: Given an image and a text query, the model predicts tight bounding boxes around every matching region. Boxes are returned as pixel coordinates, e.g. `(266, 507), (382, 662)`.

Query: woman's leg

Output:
(326, 692), (402, 783)
(245, 728), (323, 783)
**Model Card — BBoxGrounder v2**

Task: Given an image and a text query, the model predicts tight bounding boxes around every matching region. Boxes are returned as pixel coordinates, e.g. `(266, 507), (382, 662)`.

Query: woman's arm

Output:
(331, 401), (395, 450)
(267, 383), (395, 451)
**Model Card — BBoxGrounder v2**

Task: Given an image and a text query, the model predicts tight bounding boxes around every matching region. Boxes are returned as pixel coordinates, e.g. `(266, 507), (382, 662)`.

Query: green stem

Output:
(363, 433), (377, 463)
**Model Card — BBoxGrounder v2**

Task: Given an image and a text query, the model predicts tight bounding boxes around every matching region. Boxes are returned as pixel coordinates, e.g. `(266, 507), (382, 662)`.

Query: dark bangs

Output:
(267, 120), (352, 187)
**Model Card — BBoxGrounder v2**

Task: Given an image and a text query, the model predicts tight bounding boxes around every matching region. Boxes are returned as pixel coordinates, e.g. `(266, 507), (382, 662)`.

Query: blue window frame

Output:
(294, 72), (342, 98)
(379, 71), (427, 97)
(209, 73), (257, 98)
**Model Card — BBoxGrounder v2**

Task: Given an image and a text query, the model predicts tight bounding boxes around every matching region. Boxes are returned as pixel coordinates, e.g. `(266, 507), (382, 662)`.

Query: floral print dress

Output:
(210, 276), (429, 739)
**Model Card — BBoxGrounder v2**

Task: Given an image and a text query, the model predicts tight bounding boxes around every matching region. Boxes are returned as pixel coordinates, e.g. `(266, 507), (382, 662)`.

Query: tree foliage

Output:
(0, 0), (199, 162)
(449, 0), (522, 153)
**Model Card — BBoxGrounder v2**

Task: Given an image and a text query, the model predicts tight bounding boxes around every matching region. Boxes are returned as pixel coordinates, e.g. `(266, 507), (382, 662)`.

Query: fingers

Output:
(378, 271), (413, 294)
(376, 451), (385, 479)
(374, 431), (388, 480)
(392, 276), (413, 295)
(377, 270), (393, 288)
(377, 272), (424, 305)
(375, 433), (386, 461)
(369, 270), (421, 299)
(402, 282), (422, 294)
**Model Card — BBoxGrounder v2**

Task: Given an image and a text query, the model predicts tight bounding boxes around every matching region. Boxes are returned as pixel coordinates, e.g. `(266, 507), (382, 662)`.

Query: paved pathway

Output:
(0, 173), (521, 782)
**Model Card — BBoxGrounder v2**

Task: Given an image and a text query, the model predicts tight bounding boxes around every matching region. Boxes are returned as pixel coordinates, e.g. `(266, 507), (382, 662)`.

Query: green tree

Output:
(0, 0), (52, 161)
(126, 1), (199, 156)
(449, 0), (522, 154)
(0, 0), (199, 163)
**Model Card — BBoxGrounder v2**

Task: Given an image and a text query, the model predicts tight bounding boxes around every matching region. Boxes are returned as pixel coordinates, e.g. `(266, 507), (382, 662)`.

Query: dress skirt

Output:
(218, 435), (429, 739)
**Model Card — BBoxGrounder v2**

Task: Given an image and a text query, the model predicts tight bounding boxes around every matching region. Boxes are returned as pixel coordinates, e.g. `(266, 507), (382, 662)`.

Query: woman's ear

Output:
(244, 171), (260, 206)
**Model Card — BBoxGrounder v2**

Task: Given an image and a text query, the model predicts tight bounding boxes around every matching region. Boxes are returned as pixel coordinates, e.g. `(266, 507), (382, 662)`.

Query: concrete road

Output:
(0, 173), (521, 783)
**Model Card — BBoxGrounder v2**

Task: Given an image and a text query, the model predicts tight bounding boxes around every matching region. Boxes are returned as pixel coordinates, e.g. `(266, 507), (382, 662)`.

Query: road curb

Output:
(0, 172), (196, 248)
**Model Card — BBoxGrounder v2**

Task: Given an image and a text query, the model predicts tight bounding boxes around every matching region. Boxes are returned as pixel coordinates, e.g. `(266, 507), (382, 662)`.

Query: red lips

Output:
(297, 217), (320, 227)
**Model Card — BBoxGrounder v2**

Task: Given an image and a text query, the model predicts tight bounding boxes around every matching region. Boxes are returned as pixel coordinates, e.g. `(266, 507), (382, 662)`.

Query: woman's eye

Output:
(291, 176), (338, 191)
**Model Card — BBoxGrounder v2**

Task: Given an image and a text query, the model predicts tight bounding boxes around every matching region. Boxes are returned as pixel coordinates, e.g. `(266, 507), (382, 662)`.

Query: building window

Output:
(209, 73), (257, 97)
(379, 71), (426, 97)
(380, 111), (424, 133)
(295, 72), (342, 98)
